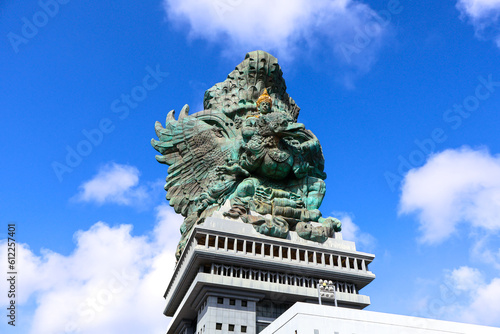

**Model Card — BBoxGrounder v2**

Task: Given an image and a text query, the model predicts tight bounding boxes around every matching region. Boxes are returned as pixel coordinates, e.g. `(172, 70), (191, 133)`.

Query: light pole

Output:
(317, 279), (338, 307)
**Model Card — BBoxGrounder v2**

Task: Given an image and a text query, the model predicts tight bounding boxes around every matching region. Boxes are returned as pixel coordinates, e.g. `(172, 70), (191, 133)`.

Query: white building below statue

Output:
(261, 302), (500, 334)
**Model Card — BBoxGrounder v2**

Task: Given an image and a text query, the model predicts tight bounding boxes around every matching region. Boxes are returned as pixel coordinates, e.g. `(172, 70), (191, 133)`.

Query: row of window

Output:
(215, 323), (247, 332)
(205, 263), (358, 294)
(195, 233), (369, 271)
(217, 297), (248, 307)
(198, 299), (208, 316)
(197, 323), (248, 334)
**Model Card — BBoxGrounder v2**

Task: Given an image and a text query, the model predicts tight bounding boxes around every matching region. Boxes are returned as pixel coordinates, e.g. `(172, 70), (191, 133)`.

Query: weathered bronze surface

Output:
(152, 51), (341, 259)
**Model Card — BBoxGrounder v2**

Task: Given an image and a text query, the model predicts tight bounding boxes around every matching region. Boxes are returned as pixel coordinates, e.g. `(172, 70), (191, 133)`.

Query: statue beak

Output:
(287, 122), (305, 131)
(280, 122), (305, 137)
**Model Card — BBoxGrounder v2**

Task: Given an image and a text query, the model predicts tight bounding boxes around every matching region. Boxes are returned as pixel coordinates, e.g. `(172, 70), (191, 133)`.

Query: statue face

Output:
(257, 112), (291, 136)
(259, 101), (271, 114)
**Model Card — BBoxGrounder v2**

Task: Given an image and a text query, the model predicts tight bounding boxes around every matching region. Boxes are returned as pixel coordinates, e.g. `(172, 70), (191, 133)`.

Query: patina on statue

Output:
(152, 51), (341, 259)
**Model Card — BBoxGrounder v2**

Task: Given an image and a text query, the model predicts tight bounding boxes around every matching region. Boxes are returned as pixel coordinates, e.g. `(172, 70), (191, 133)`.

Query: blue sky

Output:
(1, 0), (500, 333)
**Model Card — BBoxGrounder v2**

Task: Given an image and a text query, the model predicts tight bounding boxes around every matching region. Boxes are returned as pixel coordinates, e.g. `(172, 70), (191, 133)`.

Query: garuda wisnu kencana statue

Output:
(152, 51), (341, 259)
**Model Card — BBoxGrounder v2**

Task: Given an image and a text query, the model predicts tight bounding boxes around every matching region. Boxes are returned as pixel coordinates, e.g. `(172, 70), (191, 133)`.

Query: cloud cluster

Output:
(74, 163), (152, 206)
(456, 0), (500, 47)
(336, 213), (376, 251)
(471, 235), (500, 269)
(400, 147), (500, 326)
(163, 0), (395, 80)
(399, 147), (500, 244)
(0, 205), (182, 334)
(440, 266), (500, 326)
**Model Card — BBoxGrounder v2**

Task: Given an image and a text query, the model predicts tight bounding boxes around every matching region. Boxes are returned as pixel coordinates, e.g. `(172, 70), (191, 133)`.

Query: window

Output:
(241, 325), (247, 333)
(257, 300), (273, 317)
(264, 244), (271, 256)
(208, 235), (216, 247)
(246, 241), (253, 253)
(196, 234), (207, 246)
(228, 238), (235, 250)
(217, 236), (226, 249)
(307, 251), (314, 263)
(241, 300), (247, 307)
(341, 256), (347, 268)
(257, 300), (292, 318)
(256, 322), (269, 333)
(228, 324), (235, 331)
(216, 323), (222, 330)
(272, 245), (280, 257)
(229, 298), (235, 305)
(217, 297), (223, 304)
(299, 250), (305, 261)
(282, 247), (288, 259)
(316, 252), (323, 264)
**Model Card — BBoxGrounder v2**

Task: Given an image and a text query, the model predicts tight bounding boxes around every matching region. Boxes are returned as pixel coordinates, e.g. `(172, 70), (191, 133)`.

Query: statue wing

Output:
(151, 105), (236, 217)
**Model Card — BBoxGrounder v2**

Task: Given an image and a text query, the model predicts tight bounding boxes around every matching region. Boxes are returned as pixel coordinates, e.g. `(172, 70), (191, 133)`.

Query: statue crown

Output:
(256, 88), (272, 108)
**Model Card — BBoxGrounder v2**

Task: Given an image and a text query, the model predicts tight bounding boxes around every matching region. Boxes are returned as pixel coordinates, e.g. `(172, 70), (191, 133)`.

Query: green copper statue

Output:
(152, 51), (341, 259)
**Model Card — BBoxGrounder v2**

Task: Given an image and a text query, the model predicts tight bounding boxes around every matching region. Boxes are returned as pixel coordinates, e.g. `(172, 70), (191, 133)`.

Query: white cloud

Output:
(457, 0), (500, 20)
(74, 163), (151, 206)
(456, 0), (500, 46)
(335, 213), (376, 251)
(0, 205), (182, 334)
(448, 266), (485, 291)
(466, 277), (500, 325)
(427, 266), (500, 326)
(471, 235), (500, 269)
(399, 147), (500, 244)
(163, 0), (396, 79)
(401, 148), (500, 326)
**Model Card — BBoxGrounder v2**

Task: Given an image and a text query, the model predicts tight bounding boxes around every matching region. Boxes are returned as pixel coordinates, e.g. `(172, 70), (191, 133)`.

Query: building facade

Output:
(163, 217), (375, 334)
(261, 303), (500, 334)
